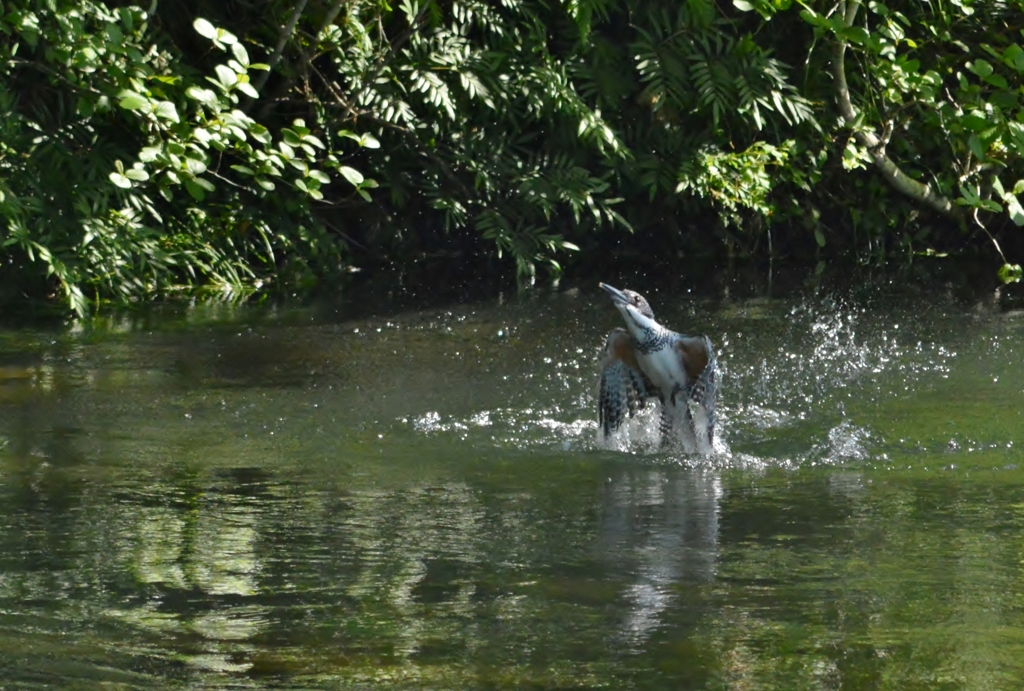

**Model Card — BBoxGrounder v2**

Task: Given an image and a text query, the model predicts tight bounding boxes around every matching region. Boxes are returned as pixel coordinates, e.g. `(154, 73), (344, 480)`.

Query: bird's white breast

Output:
(638, 345), (687, 393)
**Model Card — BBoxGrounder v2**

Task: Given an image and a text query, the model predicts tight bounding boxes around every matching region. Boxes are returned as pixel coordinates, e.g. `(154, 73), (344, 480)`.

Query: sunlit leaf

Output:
(340, 166), (364, 186)
(193, 17), (217, 39)
(236, 82), (259, 99)
(1005, 194), (1024, 225)
(231, 42), (249, 66)
(215, 65), (237, 88)
(118, 91), (148, 110)
(998, 263), (1023, 283)
(154, 101), (179, 122)
(968, 59), (993, 78)
(109, 172), (132, 189)
(186, 86), (219, 106)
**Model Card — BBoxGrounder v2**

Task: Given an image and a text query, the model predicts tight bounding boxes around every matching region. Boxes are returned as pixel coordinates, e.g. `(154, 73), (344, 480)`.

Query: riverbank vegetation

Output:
(2, 0), (1024, 314)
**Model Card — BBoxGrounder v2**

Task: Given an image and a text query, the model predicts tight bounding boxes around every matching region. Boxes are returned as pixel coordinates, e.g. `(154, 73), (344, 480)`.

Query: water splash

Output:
(399, 294), (985, 468)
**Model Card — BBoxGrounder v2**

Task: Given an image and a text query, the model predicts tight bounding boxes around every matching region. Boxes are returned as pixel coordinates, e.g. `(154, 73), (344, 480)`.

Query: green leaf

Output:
(185, 178), (206, 201)
(1005, 193), (1024, 225)
(154, 101), (179, 122)
(194, 17), (217, 39)
(214, 29), (238, 46)
(185, 158), (208, 175)
(339, 166), (364, 185)
(308, 169), (331, 184)
(109, 172), (132, 189)
(840, 26), (871, 46)
(231, 42), (249, 66)
(961, 113), (989, 132)
(968, 59), (993, 78)
(814, 227), (826, 247)
(1004, 44), (1024, 73)
(983, 73), (1008, 89)
(215, 65), (237, 88)
(959, 184), (980, 205)
(236, 82), (259, 99)
(125, 168), (150, 181)
(249, 124), (272, 144)
(118, 91), (148, 110)
(186, 86), (219, 106)
(968, 133), (986, 160)
(998, 263), (1022, 283)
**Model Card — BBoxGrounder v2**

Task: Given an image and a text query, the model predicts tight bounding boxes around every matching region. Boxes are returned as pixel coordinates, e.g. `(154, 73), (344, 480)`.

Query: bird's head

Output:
(600, 283), (659, 339)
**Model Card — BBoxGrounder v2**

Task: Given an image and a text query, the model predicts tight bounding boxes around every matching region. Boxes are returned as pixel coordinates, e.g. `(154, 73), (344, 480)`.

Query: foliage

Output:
(0, 1), (359, 315)
(3, 0), (1024, 314)
(796, 0), (1024, 265)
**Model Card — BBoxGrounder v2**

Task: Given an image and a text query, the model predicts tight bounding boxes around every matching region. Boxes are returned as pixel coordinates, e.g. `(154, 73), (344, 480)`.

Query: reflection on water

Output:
(600, 469), (721, 650)
(2, 271), (1024, 688)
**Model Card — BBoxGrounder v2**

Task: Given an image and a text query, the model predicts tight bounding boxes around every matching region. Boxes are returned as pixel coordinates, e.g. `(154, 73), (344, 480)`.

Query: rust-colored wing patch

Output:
(599, 329), (654, 437)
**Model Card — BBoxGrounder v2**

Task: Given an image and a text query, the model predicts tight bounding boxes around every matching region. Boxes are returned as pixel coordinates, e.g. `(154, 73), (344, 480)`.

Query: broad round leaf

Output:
(118, 91), (148, 111)
(186, 86), (219, 106)
(231, 42), (249, 66)
(236, 82), (259, 99)
(154, 101), (179, 122)
(185, 178), (206, 201)
(215, 65), (238, 88)
(109, 172), (132, 189)
(193, 18), (217, 39)
(340, 166), (364, 185)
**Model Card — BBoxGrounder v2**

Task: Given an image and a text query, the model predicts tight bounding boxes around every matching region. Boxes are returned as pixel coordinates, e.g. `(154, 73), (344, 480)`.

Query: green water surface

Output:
(1, 274), (1023, 690)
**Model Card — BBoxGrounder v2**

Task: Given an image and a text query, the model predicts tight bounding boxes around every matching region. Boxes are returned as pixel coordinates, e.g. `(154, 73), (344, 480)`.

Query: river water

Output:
(1, 266), (1024, 689)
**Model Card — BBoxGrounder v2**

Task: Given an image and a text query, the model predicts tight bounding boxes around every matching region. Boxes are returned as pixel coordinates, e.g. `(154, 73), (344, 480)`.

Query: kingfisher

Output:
(598, 283), (718, 454)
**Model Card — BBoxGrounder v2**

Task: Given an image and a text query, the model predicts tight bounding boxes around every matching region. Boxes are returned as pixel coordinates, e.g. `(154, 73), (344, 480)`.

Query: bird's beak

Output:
(599, 283), (629, 305)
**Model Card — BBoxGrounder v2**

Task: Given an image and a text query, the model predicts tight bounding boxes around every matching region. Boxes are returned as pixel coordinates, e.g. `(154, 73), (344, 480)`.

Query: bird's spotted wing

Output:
(599, 329), (654, 437)
(677, 335), (718, 443)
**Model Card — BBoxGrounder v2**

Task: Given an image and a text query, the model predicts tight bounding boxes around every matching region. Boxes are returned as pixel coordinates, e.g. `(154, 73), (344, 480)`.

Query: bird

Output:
(598, 283), (718, 454)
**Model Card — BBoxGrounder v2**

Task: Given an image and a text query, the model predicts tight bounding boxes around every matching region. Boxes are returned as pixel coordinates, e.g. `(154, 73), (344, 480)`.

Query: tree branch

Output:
(832, 0), (954, 216)
(253, 0), (309, 93)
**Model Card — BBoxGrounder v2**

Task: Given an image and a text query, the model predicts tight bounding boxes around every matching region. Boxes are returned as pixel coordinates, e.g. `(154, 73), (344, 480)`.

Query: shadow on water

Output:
(2, 260), (1024, 688)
